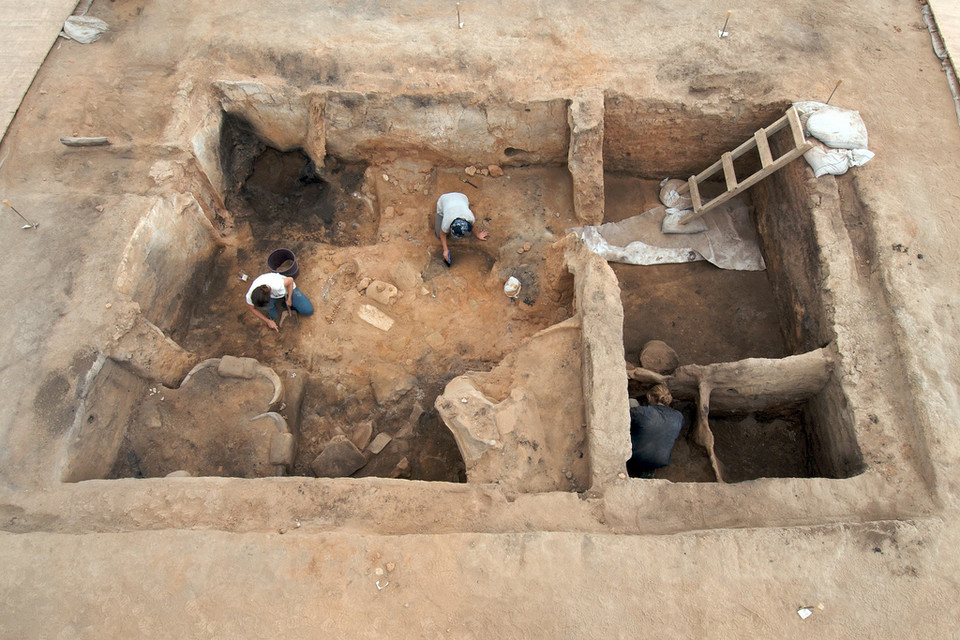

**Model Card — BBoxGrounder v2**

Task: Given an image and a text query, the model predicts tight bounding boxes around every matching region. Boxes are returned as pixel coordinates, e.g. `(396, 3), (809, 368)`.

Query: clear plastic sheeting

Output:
(574, 196), (766, 271)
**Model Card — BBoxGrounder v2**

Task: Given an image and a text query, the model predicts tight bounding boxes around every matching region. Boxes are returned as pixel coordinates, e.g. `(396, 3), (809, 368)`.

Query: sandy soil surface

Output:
(1, 0), (959, 636)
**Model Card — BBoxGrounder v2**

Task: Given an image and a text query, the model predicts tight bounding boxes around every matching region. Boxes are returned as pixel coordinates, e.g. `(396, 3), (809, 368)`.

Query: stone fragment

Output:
(390, 457), (411, 479)
(465, 166), (477, 176)
(386, 562), (396, 572)
(357, 277), (372, 292)
(348, 420), (374, 450)
(368, 432), (393, 454)
(522, 242), (532, 252)
(218, 355), (258, 379)
(165, 470), (192, 478)
(384, 206), (395, 217)
(409, 401), (424, 422)
(269, 432), (296, 467)
(391, 261), (422, 291)
(366, 280), (399, 305)
(639, 340), (680, 375)
(488, 165), (504, 177)
(480, 167), (489, 176)
(369, 363), (417, 404)
(310, 435), (366, 478)
(425, 332), (445, 349)
(358, 304), (394, 331)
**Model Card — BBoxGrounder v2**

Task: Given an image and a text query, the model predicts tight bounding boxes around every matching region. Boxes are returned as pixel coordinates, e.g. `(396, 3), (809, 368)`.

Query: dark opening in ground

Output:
(220, 112), (379, 248)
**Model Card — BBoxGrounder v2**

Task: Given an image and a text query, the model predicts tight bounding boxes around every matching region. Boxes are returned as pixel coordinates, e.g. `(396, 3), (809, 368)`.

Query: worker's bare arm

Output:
(247, 303), (278, 331)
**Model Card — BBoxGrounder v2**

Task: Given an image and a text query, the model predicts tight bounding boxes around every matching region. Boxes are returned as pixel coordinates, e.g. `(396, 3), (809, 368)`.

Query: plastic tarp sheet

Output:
(574, 195), (766, 271)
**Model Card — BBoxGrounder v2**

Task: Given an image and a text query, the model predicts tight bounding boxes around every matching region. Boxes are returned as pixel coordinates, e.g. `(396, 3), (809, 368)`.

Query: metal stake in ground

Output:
(825, 79), (843, 105)
(718, 10), (731, 38)
(456, 2), (463, 28)
(2, 199), (38, 229)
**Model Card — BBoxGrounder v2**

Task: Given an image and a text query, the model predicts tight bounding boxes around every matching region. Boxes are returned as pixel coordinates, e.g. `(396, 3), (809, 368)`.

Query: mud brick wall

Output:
(324, 91), (570, 166)
(564, 242), (631, 490)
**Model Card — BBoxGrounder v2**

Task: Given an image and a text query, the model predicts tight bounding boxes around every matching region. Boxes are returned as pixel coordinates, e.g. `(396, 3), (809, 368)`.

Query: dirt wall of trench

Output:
(602, 96), (788, 177)
(60, 359), (148, 483)
(753, 154), (863, 477)
(752, 151), (833, 353)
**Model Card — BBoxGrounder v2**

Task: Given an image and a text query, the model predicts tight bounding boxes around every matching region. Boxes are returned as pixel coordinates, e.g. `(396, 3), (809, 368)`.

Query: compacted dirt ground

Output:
(1, 0), (960, 637)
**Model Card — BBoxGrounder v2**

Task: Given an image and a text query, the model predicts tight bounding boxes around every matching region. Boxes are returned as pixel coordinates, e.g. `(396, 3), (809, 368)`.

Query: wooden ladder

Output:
(676, 105), (813, 226)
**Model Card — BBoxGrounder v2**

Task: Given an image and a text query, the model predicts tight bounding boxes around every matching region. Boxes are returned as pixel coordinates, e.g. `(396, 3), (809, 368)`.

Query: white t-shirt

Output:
(437, 192), (475, 233)
(245, 272), (295, 305)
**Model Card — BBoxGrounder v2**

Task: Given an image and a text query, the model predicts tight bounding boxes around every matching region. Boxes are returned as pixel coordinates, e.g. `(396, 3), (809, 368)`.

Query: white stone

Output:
(358, 304), (394, 331)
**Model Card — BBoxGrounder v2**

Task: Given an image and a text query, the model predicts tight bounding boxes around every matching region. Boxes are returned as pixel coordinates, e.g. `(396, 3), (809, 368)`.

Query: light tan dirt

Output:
(1, 0), (959, 637)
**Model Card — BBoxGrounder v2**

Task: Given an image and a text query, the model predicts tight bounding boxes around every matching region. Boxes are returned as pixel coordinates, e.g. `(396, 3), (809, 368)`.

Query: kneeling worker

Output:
(435, 192), (488, 265)
(627, 383), (684, 477)
(245, 272), (313, 332)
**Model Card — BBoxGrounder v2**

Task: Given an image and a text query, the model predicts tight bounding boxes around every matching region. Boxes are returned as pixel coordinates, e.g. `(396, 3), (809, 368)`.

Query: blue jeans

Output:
(264, 288), (314, 320)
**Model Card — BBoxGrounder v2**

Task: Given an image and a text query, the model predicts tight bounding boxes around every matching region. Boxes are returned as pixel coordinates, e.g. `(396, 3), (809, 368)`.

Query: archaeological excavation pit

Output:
(58, 86), (869, 504)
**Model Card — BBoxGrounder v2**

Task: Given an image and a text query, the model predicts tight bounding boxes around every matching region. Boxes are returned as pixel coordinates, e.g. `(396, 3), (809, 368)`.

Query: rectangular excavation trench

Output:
(603, 95), (863, 484)
(60, 88), (864, 500)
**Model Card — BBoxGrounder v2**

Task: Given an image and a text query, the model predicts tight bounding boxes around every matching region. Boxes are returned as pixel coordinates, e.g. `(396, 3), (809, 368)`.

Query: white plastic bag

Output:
(61, 16), (109, 44)
(803, 142), (875, 177)
(658, 178), (692, 209)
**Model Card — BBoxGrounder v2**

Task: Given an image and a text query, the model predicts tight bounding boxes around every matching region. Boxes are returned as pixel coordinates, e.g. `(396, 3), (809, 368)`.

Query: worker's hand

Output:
(266, 319), (278, 332)
(443, 248), (451, 264)
(476, 229), (489, 241)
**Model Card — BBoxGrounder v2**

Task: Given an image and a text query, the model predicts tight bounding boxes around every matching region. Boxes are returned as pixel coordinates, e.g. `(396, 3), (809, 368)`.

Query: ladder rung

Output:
(688, 176), (702, 212)
(721, 152), (737, 191)
(786, 105), (807, 150)
(755, 129), (773, 167)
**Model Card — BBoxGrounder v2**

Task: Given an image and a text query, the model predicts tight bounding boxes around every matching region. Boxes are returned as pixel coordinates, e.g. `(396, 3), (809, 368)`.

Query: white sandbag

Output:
(793, 101), (828, 129)
(803, 142), (875, 177)
(658, 178), (692, 209)
(793, 101), (869, 149)
(806, 107), (868, 150)
(61, 16), (109, 44)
